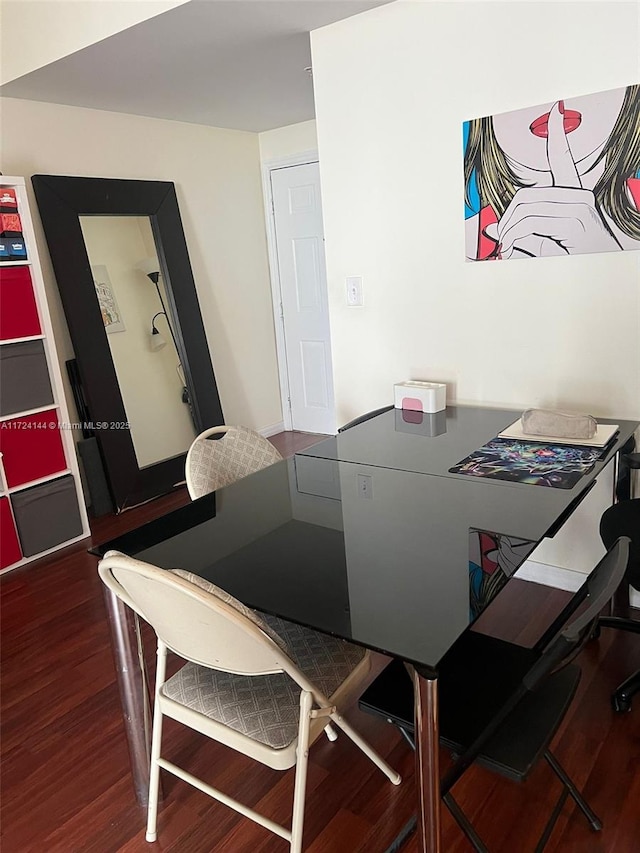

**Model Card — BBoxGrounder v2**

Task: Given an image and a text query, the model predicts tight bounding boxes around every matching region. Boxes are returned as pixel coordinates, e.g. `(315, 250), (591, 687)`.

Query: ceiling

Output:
(0, 0), (393, 132)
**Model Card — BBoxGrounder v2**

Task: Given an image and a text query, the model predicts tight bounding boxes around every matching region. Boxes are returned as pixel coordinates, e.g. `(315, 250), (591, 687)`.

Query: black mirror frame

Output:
(32, 174), (224, 511)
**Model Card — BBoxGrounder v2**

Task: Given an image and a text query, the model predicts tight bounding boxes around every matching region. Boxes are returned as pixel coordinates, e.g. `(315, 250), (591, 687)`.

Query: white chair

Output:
(98, 551), (401, 851)
(185, 424), (283, 499)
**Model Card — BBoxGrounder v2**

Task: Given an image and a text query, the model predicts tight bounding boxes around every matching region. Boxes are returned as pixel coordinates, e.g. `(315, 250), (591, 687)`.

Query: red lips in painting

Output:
(529, 103), (582, 138)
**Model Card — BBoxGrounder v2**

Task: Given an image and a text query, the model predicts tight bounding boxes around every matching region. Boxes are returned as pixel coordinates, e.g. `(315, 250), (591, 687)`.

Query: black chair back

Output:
(338, 405), (393, 433)
(360, 537), (631, 851)
(442, 537), (630, 794)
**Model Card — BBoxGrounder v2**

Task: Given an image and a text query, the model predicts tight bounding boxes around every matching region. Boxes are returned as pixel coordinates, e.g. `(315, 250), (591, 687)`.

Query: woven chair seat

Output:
(187, 425), (282, 497)
(162, 614), (365, 748)
(99, 551), (400, 850)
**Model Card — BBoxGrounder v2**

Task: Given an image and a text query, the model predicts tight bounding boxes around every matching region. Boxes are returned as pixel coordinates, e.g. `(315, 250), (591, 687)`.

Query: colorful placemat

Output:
(449, 438), (602, 489)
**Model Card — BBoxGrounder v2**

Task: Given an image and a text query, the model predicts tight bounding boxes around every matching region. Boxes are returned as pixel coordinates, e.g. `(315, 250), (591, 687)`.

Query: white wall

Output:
(311, 0), (639, 574)
(0, 98), (283, 435)
(312, 0), (639, 426)
(259, 120), (318, 163)
(0, 0), (188, 84)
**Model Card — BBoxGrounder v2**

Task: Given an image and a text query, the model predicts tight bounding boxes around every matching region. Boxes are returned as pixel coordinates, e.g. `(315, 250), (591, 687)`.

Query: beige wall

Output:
(259, 120), (318, 163)
(79, 216), (196, 467)
(312, 0), (639, 427)
(0, 0), (188, 84)
(0, 97), (283, 434)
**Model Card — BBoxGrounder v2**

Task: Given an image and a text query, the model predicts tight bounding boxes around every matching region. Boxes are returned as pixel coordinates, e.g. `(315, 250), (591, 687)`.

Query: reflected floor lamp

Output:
(135, 257), (194, 425)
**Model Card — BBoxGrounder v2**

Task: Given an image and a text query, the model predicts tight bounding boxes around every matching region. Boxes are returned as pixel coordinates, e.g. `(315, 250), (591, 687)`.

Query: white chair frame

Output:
(98, 551), (400, 852)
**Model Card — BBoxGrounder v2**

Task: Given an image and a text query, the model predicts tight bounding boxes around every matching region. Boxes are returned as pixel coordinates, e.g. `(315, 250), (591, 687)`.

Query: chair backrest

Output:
(185, 424), (283, 499)
(98, 551), (295, 678)
(440, 537), (630, 796)
(600, 497), (640, 590)
(338, 405), (393, 433)
(613, 435), (638, 501)
(525, 536), (631, 689)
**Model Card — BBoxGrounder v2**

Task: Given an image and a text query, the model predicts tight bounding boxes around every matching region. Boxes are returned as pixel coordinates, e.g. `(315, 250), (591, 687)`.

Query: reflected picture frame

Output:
(92, 264), (125, 334)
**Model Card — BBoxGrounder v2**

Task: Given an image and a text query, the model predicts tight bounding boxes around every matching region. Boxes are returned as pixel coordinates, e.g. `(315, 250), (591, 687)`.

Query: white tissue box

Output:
(394, 381), (446, 413)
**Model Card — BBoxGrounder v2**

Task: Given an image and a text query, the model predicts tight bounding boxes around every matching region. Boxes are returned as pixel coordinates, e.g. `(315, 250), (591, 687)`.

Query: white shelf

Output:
(0, 176), (90, 574)
(0, 334), (45, 346)
(1, 532), (90, 572)
(4, 469), (74, 495)
(0, 403), (60, 423)
(0, 469), (73, 497)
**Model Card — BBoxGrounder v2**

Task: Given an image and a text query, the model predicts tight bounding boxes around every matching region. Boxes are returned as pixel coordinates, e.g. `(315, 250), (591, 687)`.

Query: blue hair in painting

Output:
(463, 120), (480, 219)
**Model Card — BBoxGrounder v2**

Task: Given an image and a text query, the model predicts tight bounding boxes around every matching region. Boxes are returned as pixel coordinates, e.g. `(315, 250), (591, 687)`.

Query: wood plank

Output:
(1, 430), (638, 853)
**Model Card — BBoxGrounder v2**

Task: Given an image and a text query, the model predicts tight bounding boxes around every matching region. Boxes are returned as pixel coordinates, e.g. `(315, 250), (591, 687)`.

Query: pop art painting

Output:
(464, 84), (640, 261)
(468, 529), (535, 619)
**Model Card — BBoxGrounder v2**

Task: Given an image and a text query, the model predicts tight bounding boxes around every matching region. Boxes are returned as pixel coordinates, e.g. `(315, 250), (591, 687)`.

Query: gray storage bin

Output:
(0, 340), (53, 416)
(11, 475), (83, 557)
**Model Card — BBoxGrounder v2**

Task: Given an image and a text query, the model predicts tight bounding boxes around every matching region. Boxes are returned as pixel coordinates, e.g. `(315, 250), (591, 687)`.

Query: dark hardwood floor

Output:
(2, 431), (639, 853)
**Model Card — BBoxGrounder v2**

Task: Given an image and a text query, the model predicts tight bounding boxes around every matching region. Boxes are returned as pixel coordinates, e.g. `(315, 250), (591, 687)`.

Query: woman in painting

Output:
(464, 84), (640, 260)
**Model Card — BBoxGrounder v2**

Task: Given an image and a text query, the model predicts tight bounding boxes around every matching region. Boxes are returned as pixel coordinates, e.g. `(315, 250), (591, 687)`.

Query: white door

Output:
(270, 162), (336, 434)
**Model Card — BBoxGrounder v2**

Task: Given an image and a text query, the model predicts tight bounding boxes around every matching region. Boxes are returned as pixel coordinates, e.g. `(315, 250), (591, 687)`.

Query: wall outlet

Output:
(357, 473), (373, 499)
(346, 276), (363, 306)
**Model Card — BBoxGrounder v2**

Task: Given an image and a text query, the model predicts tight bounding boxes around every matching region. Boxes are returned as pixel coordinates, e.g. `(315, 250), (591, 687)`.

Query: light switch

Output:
(346, 276), (363, 306)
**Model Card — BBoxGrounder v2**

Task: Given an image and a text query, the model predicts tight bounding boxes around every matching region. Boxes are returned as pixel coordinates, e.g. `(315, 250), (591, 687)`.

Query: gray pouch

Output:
(521, 409), (597, 440)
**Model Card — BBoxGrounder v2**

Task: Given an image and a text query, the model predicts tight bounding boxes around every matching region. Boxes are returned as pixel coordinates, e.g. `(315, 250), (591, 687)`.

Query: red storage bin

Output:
(0, 266), (41, 340)
(0, 410), (66, 488)
(0, 496), (22, 568)
(0, 188), (18, 213)
(0, 213), (22, 236)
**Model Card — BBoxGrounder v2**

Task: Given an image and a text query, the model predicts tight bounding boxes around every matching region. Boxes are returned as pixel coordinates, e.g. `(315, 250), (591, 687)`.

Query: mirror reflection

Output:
(79, 215), (196, 468)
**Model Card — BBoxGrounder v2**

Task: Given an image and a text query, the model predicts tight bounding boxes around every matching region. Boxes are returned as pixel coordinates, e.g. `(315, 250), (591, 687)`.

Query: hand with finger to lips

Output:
(485, 101), (624, 260)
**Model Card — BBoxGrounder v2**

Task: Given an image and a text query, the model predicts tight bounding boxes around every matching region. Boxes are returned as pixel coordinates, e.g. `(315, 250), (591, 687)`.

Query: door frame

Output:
(261, 150), (335, 433)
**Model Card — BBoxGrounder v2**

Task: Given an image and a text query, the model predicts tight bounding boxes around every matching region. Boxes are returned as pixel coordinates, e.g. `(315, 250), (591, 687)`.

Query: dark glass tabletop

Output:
(93, 428), (633, 675)
(297, 404), (636, 482)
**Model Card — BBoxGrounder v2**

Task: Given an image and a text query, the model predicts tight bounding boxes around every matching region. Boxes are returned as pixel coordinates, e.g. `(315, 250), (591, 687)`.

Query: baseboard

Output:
(259, 421), (285, 438)
(515, 559), (585, 591)
(516, 558), (639, 608)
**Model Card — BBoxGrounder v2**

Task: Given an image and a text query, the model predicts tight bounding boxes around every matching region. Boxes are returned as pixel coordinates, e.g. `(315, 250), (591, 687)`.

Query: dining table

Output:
(93, 403), (638, 853)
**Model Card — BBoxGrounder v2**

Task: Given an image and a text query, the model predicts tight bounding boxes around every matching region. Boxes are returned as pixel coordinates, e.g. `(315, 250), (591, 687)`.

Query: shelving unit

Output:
(0, 176), (90, 572)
